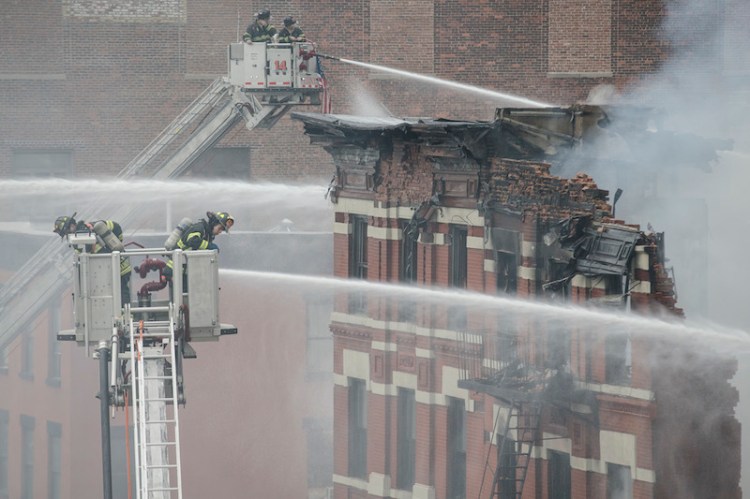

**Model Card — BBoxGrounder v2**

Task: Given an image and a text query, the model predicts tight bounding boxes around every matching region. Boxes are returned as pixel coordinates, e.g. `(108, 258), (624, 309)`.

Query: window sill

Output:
(46, 377), (62, 388)
(19, 372), (34, 381)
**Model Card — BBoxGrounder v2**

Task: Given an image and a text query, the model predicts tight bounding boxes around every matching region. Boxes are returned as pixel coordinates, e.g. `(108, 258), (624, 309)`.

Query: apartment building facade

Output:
(294, 110), (740, 499)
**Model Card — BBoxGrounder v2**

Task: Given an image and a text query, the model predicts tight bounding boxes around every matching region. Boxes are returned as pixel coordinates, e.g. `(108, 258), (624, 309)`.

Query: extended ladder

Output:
(129, 307), (183, 499)
(491, 400), (541, 499)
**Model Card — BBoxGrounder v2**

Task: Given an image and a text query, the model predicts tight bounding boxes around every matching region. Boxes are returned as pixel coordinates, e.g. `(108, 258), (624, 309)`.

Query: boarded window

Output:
(349, 216), (369, 314)
(47, 422), (62, 499)
(449, 225), (468, 288)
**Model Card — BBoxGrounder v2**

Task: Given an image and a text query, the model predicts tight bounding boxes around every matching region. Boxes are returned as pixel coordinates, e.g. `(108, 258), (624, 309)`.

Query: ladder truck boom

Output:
(0, 41), (327, 352)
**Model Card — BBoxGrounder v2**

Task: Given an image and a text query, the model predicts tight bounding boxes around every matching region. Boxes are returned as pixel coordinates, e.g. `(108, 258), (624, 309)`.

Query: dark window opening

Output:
(497, 436), (517, 499)
(20, 332), (33, 380)
(548, 451), (571, 499)
(349, 216), (368, 314)
(47, 422), (62, 499)
(546, 321), (570, 371)
(607, 463), (633, 499)
(348, 378), (367, 479)
(449, 225), (468, 288)
(605, 334), (632, 385)
(186, 147), (250, 180)
(447, 397), (466, 499)
(496, 251), (517, 295)
(398, 221), (418, 322)
(21, 415), (35, 499)
(110, 426), (135, 499)
(396, 388), (416, 490)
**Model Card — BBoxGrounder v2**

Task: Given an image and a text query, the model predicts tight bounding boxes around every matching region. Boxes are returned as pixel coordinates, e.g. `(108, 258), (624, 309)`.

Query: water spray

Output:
(317, 53), (555, 108)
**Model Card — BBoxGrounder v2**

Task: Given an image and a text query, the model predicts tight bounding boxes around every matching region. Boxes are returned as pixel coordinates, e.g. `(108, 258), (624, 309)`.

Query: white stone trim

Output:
(415, 347), (434, 359)
(372, 340), (398, 352)
(412, 483), (436, 499)
(333, 473), (368, 491)
(369, 225), (402, 241)
(571, 274), (607, 290)
(484, 259), (496, 272)
(634, 246), (650, 270)
(342, 349), (370, 382)
(467, 235), (485, 250)
(518, 266), (537, 280)
(368, 472), (391, 496)
(575, 380), (654, 401)
(334, 221), (350, 234)
(392, 371), (418, 390)
(630, 280), (651, 294)
(521, 240), (536, 258)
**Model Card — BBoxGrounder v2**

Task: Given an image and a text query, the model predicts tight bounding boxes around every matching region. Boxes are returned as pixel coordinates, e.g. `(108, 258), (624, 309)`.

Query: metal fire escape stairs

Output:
(129, 307), (184, 499)
(457, 332), (545, 499)
(0, 68), (312, 352)
(489, 399), (542, 499)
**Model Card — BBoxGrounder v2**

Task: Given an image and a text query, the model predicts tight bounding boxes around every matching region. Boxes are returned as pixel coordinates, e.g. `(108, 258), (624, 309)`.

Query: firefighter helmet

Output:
(257, 8), (271, 20)
(53, 213), (77, 238)
(283, 16), (296, 27)
(207, 211), (235, 233)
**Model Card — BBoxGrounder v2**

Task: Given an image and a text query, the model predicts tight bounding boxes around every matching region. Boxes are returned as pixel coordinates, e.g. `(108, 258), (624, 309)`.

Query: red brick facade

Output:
(300, 115), (740, 498)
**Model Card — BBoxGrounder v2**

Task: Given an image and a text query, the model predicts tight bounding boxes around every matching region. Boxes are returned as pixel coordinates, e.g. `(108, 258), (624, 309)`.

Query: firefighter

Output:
(163, 211), (234, 285)
(243, 8), (277, 43)
(277, 16), (306, 43)
(53, 214), (132, 304)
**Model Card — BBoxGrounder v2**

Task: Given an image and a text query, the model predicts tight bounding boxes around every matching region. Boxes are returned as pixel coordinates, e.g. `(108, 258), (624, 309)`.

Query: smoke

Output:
(575, 0), (750, 493)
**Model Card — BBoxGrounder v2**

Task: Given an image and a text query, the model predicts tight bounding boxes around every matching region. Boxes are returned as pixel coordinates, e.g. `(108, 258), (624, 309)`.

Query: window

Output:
(11, 150), (72, 178)
(497, 436), (517, 499)
(607, 463), (632, 499)
(47, 301), (62, 387)
(185, 147), (250, 180)
(0, 410), (8, 499)
(548, 451), (571, 499)
(348, 378), (367, 479)
(547, 321), (570, 370)
(47, 422), (62, 499)
(400, 220), (418, 282)
(21, 415), (35, 499)
(396, 388), (416, 490)
(348, 216), (368, 314)
(447, 397), (466, 499)
(496, 251), (517, 295)
(449, 225), (468, 288)
(398, 221), (418, 322)
(605, 334), (632, 385)
(20, 332), (33, 380)
(306, 296), (333, 379)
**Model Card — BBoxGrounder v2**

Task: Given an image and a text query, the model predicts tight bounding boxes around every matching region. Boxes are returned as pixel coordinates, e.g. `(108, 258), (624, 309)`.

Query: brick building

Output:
(293, 110), (740, 498)
(1, 1), (746, 498)
(2, 0), (743, 185)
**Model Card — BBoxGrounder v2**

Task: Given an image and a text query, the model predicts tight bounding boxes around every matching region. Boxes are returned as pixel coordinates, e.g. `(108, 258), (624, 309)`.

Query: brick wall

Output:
(1, 0), (679, 182)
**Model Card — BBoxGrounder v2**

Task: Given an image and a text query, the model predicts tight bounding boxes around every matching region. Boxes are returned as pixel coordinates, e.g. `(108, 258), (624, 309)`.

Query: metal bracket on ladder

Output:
(129, 306), (184, 499)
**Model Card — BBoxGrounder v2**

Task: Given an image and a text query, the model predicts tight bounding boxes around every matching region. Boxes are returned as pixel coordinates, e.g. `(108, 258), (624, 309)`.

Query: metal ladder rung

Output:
(145, 419), (176, 424)
(141, 397), (176, 402)
(150, 487), (180, 492)
(140, 353), (172, 359)
(143, 375), (173, 380)
(145, 441), (177, 447)
(146, 464), (178, 469)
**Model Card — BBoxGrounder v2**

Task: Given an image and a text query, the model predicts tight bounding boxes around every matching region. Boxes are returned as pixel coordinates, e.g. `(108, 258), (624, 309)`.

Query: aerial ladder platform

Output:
(60, 229), (236, 499)
(0, 41), (326, 352)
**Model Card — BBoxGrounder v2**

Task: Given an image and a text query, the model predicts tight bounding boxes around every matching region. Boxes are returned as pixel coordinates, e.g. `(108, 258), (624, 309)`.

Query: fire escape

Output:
(458, 329), (552, 499)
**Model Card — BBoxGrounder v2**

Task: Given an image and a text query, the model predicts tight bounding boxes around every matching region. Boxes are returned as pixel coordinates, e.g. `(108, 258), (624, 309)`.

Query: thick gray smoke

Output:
(568, 0), (750, 492)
